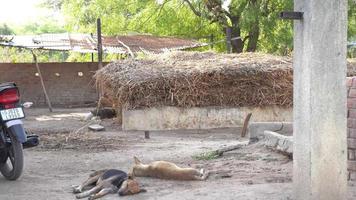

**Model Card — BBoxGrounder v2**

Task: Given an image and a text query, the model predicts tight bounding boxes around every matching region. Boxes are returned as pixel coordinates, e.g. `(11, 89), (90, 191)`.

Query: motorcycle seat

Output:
(0, 82), (17, 93)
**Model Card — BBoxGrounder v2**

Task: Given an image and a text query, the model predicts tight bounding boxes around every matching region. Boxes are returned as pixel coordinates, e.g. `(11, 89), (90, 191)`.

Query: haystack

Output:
(95, 51), (294, 110)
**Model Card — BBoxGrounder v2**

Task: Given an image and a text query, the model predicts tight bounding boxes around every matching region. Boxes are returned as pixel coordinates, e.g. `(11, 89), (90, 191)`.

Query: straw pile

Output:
(95, 51), (295, 110)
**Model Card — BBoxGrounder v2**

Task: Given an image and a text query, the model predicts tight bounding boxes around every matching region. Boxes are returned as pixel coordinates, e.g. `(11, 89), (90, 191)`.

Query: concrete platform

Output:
(122, 106), (292, 131)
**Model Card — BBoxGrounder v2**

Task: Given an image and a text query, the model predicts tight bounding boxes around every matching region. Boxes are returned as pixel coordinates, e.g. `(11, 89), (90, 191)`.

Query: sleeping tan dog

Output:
(130, 156), (209, 180)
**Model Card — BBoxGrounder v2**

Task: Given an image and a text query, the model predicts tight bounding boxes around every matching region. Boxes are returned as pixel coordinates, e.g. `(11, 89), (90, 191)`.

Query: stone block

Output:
(263, 130), (293, 155)
(248, 122), (293, 140)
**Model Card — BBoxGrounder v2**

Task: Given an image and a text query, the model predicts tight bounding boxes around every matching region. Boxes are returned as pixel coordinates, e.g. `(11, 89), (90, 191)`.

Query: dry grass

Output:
(95, 51), (356, 110)
(95, 51), (293, 110)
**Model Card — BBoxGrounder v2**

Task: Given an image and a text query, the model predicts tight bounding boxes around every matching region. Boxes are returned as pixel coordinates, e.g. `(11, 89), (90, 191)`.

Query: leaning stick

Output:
(32, 51), (53, 112)
(241, 113), (252, 138)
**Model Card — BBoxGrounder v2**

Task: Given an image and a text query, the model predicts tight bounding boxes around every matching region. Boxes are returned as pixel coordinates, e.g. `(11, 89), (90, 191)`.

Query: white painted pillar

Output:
(293, 0), (348, 199)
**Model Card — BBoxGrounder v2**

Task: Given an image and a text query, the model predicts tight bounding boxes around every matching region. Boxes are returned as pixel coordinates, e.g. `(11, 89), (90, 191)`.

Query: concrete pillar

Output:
(293, 0), (348, 200)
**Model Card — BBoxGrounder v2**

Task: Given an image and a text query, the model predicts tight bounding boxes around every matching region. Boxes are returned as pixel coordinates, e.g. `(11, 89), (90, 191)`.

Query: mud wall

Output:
(0, 62), (103, 107)
(122, 106), (293, 131)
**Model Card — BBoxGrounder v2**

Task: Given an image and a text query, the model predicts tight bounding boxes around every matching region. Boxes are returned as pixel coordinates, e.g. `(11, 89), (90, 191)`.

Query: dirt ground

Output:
(0, 108), (355, 200)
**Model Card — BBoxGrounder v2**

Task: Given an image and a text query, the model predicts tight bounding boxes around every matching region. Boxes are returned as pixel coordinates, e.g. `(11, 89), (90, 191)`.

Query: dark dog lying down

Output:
(72, 169), (145, 200)
(85, 108), (116, 120)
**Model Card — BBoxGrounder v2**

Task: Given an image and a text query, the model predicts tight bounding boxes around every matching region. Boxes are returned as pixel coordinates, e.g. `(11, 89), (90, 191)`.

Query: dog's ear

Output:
(133, 156), (141, 164)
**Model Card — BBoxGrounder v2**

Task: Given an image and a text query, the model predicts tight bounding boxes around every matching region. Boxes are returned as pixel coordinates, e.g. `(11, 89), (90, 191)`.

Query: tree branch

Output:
(183, 0), (201, 17)
(138, 0), (171, 29)
(243, 35), (250, 43)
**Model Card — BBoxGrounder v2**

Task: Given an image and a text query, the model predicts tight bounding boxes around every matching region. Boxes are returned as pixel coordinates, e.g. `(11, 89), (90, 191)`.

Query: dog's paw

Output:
(199, 168), (205, 176)
(71, 184), (79, 189)
(72, 185), (82, 194)
(88, 195), (95, 200)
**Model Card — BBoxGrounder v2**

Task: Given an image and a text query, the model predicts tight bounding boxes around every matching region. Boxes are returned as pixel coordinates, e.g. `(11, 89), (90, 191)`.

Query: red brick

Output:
(349, 150), (356, 160)
(347, 78), (353, 87)
(348, 119), (356, 128)
(347, 99), (356, 109)
(347, 77), (353, 87)
(348, 160), (356, 171)
(349, 109), (356, 118)
(350, 89), (356, 98)
(349, 128), (356, 138)
(350, 171), (356, 181)
(348, 138), (356, 149)
(352, 78), (356, 88)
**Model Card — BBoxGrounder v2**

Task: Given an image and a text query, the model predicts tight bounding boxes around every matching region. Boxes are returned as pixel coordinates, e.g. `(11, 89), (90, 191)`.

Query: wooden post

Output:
(97, 18), (103, 69)
(293, 0), (347, 199)
(209, 34), (214, 50)
(225, 27), (232, 53)
(240, 113), (252, 138)
(96, 18), (103, 104)
(32, 52), (53, 112)
(91, 33), (94, 62)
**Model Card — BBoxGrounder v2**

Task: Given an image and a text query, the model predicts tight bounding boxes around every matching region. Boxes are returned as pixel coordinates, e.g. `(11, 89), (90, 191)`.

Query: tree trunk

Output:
(230, 18), (244, 53)
(246, 0), (260, 52)
(226, 27), (232, 53)
(246, 23), (260, 52)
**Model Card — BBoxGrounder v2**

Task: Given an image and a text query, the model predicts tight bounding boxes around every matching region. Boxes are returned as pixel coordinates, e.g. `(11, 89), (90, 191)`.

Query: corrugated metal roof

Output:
(0, 33), (202, 54)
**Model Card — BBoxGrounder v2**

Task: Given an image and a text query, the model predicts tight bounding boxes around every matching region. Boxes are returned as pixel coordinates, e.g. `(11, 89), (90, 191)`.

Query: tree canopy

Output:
(1, 0), (355, 62)
(60, 0), (355, 55)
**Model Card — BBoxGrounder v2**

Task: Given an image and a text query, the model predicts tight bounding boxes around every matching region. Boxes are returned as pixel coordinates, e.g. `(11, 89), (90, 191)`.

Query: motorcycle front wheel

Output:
(0, 133), (24, 180)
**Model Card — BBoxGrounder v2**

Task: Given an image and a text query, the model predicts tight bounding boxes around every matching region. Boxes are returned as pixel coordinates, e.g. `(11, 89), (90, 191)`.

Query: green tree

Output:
(349, 0), (356, 41)
(0, 24), (14, 35)
(41, 0), (356, 56)
(62, 0), (217, 37)
(182, 0), (293, 53)
(40, 0), (64, 10)
(60, 0), (294, 54)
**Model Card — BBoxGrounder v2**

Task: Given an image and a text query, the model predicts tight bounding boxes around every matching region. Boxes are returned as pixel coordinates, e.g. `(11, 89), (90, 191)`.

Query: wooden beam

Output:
(240, 113), (252, 138)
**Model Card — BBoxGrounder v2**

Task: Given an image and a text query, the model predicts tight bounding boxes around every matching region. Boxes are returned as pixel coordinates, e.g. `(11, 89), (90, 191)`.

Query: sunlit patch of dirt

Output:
(36, 132), (126, 152)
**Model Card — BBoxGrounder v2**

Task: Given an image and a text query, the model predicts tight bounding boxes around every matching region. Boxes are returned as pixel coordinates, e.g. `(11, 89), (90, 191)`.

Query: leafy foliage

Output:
(1, 0), (356, 62)
(192, 151), (221, 160)
(0, 24), (14, 35)
(348, 0), (356, 57)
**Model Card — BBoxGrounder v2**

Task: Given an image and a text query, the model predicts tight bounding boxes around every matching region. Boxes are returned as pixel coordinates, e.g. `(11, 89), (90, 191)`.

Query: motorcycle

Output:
(0, 82), (39, 180)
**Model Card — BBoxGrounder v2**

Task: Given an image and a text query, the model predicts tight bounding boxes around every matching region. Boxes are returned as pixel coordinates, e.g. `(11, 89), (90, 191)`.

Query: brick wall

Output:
(347, 77), (356, 180)
(0, 62), (103, 107)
